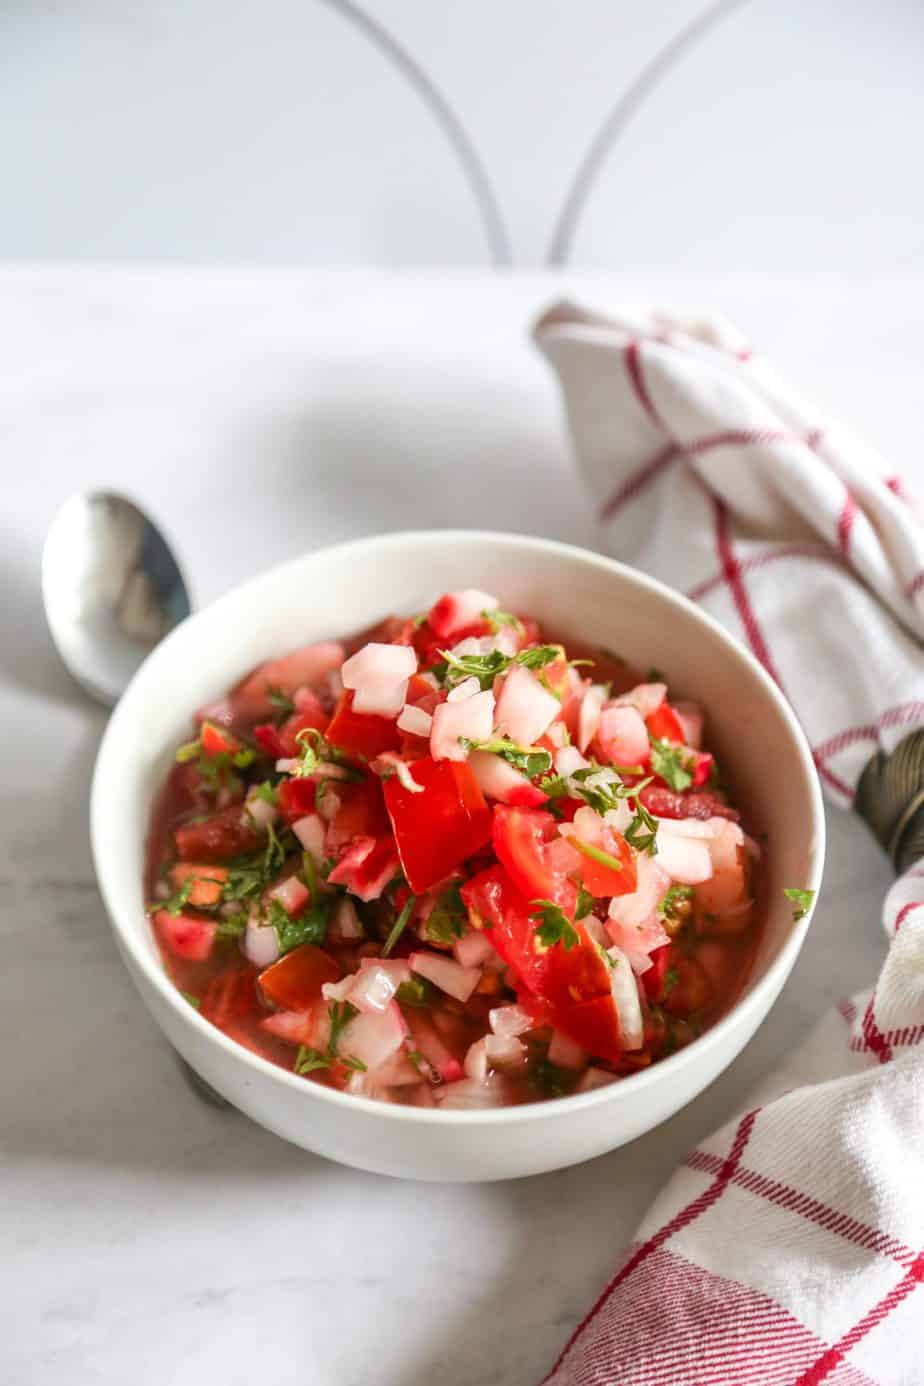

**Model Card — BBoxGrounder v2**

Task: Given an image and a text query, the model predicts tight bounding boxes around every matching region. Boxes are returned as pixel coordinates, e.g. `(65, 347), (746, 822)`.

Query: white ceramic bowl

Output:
(91, 530), (824, 1181)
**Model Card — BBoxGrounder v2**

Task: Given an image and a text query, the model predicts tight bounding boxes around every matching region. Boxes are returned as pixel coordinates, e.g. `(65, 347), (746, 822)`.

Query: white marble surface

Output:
(1, 269), (918, 1386)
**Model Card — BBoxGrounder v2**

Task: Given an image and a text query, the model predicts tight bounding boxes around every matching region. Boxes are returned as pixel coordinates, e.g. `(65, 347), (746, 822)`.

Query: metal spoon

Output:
(42, 491), (192, 706)
(43, 492), (228, 1107)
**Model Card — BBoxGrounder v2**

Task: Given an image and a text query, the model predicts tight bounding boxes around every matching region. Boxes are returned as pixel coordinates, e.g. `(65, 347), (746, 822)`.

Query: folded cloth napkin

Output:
(533, 303), (924, 1386)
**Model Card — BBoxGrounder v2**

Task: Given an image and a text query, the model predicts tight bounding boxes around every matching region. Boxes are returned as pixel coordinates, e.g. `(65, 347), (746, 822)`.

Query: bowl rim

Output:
(91, 528), (826, 1126)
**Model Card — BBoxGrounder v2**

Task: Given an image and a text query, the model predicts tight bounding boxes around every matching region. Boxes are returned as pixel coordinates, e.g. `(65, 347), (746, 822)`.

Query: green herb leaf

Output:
(649, 738), (693, 793)
(482, 608), (523, 634)
(215, 911), (247, 942)
(396, 977), (435, 1009)
(570, 838), (624, 874)
(294, 1045), (331, 1075)
(530, 899), (580, 951)
(271, 892), (333, 955)
(625, 801), (659, 856)
(424, 882), (466, 945)
(784, 887), (816, 921)
(267, 685), (295, 722)
(180, 991), (201, 1010)
(151, 875), (194, 917)
(663, 965), (680, 997)
(436, 643), (562, 691)
(529, 1056), (576, 1099)
(382, 893), (417, 957)
(659, 884), (694, 922)
(328, 1000), (358, 1055)
(458, 736), (552, 779)
(575, 884), (594, 920)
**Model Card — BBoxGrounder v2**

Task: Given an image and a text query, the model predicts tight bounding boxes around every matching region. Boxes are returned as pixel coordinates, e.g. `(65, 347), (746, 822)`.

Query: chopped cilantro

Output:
(253, 780), (278, 804)
(293, 1046), (331, 1075)
(570, 838), (624, 874)
(180, 991), (201, 1010)
(530, 899), (580, 951)
(293, 1001), (363, 1076)
(436, 643), (561, 691)
(267, 686), (295, 722)
(396, 977), (435, 1009)
(784, 887), (816, 921)
(174, 733), (256, 795)
(625, 801), (659, 856)
(328, 1000), (357, 1053)
(215, 912), (247, 942)
(649, 738), (693, 793)
(529, 1057), (576, 1099)
(659, 884), (694, 923)
(382, 893), (417, 957)
(663, 965), (680, 997)
(406, 1048), (427, 1071)
(482, 608), (523, 634)
(575, 884), (594, 920)
(424, 883), (467, 945)
(222, 820), (291, 905)
(271, 892), (333, 954)
(459, 736), (552, 779)
(150, 875), (194, 917)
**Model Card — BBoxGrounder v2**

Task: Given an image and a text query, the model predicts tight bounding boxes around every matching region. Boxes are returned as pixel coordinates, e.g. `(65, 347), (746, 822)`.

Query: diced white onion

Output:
(489, 1004), (534, 1038)
(555, 745), (589, 777)
(607, 947), (645, 1050)
(494, 665), (559, 745)
(409, 951), (481, 1002)
(453, 929), (496, 968)
(292, 813), (325, 863)
(352, 679), (408, 718)
(397, 704), (432, 737)
(341, 643), (417, 689)
(430, 690), (495, 761)
(447, 676), (481, 703)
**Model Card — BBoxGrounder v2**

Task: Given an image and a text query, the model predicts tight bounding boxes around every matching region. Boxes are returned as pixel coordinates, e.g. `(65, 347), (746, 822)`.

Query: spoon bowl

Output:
(42, 492), (191, 706)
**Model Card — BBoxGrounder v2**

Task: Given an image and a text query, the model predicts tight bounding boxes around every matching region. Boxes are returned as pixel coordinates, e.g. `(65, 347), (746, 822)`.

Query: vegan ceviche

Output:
(146, 588), (764, 1109)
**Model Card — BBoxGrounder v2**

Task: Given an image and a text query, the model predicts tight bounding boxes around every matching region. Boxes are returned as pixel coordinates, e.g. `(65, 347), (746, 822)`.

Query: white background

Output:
(2, 3), (923, 1384)
(1, 0), (922, 272)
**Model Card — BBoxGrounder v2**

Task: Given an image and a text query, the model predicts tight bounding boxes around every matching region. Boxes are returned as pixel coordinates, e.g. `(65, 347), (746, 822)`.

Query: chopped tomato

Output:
(462, 865), (551, 997)
(200, 721), (244, 757)
(383, 757), (492, 894)
(174, 806), (265, 862)
(541, 652), (571, 699)
(639, 786), (739, 821)
(201, 964), (259, 1027)
(641, 943), (673, 1002)
(492, 807), (577, 911)
(461, 863), (621, 1059)
(327, 836), (399, 901)
(571, 830), (637, 898)
(277, 776), (317, 824)
(690, 751), (714, 788)
(154, 910), (217, 962)
(326, 778), (390, 849)
(646, 702), (686, 744)
(326, 690), (402, 761)
(405, 673), (439, 708)
(169, 862), (229, 908)
(258, 944), (342, 1011)
(554, 995), (622, 1064)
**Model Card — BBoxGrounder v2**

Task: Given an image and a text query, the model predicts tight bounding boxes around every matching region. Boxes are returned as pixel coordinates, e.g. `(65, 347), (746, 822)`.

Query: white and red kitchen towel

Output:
(534, 303), (924, 1386)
